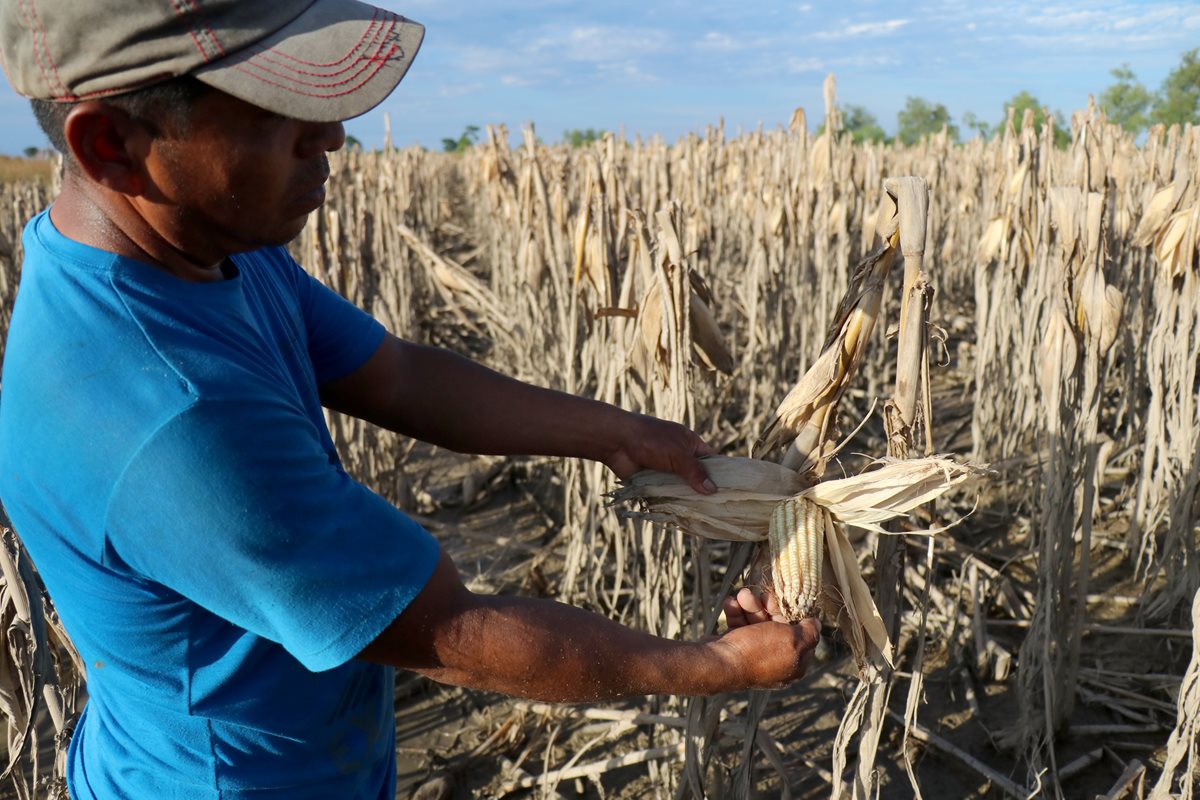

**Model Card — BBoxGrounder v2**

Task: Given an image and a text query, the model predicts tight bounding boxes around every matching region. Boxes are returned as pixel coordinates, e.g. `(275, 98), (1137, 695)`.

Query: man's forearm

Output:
(408, 593), (734, 702)
(391, 342), (628, 460)
(323, 335), (634, 463)
(360, 552), (819, 701)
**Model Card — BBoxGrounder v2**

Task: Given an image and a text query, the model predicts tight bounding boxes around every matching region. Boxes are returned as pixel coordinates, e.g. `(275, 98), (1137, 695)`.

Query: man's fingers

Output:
(722, 595), (749, 628)
(735, 587), (766, 616)
(725, 587), (775, 629)
(797, 616), (822, 645)
(678, 453), (717, 495)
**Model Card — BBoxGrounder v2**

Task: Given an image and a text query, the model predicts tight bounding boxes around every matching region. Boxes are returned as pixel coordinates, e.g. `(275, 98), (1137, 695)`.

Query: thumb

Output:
(677, 454), (717, 496)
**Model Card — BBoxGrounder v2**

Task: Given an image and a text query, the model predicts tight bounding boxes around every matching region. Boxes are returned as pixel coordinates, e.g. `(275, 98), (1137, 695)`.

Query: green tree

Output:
(1000, 91), (1070, 148)
(344, 134), (363, 151)
(815, 105), (888, 142)
(841, 105), (888, 143)
(441, 125), (480, 153)
(896, 97), (959, 145)
(22, 146), (39, 158)
(563, 128), (605, 147)
(1099, 64), (1153, 134)
(1151, 48), (1200, 127)
(960, 111), (990, 140)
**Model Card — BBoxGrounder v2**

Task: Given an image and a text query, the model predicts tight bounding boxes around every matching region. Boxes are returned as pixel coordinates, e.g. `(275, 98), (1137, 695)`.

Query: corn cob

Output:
(768, 496), (828, 621)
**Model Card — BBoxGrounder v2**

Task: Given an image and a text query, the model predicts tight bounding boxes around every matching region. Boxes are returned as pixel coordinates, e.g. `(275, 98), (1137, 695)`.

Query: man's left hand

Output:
(603, 413), (717, 495)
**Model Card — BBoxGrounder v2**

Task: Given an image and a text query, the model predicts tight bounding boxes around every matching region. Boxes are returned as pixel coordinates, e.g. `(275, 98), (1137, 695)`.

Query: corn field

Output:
(1, 88), (1199, 799)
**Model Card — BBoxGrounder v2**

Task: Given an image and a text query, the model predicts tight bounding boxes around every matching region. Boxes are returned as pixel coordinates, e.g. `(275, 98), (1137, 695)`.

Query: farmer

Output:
(0, 1), (821, 797)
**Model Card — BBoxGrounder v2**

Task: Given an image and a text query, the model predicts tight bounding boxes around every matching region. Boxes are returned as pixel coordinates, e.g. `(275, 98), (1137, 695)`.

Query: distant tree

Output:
(441, 125), (480, 153)
(896, 97), (959, 145)
(960, 111), (990, 140)
(344, 134), (363, 151)
(1000, 91), (1070, 148)
(841, 105), (888, 143)
(815, 104), (888, 142)
(1151, 48), (1200, 127)
(22, 146), (38, 158)
(1099, 64), (1153, 134)
(564, 128), (605, 147)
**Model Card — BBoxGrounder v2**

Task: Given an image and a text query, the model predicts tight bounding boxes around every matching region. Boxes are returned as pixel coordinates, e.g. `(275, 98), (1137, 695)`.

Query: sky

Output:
(1, 1), (1197, 155)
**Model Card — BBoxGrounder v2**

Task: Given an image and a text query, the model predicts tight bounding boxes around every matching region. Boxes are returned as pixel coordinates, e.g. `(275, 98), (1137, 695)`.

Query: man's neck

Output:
(50, 174), (229, 283)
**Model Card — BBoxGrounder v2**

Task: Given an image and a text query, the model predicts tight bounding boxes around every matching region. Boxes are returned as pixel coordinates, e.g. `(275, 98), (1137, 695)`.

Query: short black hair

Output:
(30, 74), (212, 160)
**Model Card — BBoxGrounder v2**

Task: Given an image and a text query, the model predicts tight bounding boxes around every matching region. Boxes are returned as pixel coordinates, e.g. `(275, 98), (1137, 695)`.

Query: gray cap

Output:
(0, 0), (424, 122)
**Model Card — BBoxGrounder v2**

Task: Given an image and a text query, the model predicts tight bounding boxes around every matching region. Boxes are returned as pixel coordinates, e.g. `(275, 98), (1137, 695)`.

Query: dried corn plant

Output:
(5, 86), (1200, 797)
(1130, 132), (1200, 616)
(0, 526), (84, 800)
(1150, 587), (1200, 800)
(613, 177), (987, 799)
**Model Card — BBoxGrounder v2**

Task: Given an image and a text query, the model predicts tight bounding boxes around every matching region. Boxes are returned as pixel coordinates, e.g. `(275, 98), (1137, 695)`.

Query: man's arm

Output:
(319, 334), (716, 493)
(358, 550), (821, 702)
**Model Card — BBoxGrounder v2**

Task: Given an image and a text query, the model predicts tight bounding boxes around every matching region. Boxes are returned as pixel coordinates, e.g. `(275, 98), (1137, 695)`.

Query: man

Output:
(0, 1), (821, 797)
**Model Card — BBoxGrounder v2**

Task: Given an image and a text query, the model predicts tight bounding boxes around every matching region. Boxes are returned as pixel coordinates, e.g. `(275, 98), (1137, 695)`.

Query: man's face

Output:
(141, 89), (345, 257)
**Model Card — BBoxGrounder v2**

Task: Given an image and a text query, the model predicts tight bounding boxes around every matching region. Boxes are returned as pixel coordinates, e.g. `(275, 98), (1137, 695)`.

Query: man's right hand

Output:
(717, 588), (821, 689)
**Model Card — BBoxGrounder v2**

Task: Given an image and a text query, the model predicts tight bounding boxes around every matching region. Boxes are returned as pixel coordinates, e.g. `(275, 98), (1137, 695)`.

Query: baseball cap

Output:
(0, 0), (424, 122)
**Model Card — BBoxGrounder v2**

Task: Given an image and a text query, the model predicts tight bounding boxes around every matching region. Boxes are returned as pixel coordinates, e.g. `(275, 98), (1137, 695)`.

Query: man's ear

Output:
(62, 102), (154, 196)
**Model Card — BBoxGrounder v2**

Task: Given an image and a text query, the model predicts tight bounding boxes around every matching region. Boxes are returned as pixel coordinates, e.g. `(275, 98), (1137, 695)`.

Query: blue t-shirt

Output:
(0, 210), (440, 798)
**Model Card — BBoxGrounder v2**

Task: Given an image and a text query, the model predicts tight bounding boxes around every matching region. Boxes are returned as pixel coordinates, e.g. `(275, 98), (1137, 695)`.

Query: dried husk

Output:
(1153, 204), (1199, 280)
(821, 520), (893, 668)
(612, 455), (983, 669)
(754, 231), (900, 476)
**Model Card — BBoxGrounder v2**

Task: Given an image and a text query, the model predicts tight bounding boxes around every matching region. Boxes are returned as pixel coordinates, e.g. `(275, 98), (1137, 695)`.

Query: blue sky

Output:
(1, 1), (1197, 155)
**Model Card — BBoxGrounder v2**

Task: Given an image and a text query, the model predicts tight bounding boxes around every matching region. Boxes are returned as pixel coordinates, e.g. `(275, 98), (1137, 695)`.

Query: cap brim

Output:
(192, 0), (422, 123)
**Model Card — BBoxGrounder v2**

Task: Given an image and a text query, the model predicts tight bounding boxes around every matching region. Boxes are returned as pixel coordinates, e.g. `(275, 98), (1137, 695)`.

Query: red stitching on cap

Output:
(203, 27), (226, 57)
(237, 49), (379, 91)
(263, 8), (388, 68)
(238, 30), (399, 91)
(256, 18), (388, 77)
(21, 0), (68, 98)
(190, 30), (212, 61)
(58, 72), (176, 101)
(16, 1), (53, 96)
(231, 44), (395, 99)
(26, 0), (68, 96)
(166, 0), (211, 62)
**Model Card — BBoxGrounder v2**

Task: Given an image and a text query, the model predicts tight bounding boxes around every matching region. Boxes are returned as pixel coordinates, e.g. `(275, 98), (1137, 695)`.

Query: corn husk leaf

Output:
(1153, 204), (1199, 280)
(610, 457), (804, 542)
(755, 234), (898, 476)
(821, 522), (894, 668)
(612, 454), (982, 540)
(1133, 180), (1186, 246)
(800, 456), (985, 534)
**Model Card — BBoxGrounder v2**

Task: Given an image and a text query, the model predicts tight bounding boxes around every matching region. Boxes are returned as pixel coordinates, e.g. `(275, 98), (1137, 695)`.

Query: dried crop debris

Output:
(0, 99), (1198, 798)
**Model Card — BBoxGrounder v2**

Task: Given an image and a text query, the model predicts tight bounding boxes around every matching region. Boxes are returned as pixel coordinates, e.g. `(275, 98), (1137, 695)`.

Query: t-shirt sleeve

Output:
(286, 253), (386, 385)
(105, 395), (439, 672)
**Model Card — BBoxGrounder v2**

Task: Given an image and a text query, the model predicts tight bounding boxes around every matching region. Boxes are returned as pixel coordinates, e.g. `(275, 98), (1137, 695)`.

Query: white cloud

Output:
(786, 52), (900, 74)
(787, 56), (825, 73)
(529, 25), (668, 62)
(697, 32), (739, 51)
(816, 18), (910, 39)
(1023, 9), (1111, 28)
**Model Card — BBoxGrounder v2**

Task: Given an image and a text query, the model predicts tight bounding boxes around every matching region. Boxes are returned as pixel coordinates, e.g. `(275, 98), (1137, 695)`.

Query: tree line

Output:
(838, 48), (1199, 147)
(428, 49), (1196, 153)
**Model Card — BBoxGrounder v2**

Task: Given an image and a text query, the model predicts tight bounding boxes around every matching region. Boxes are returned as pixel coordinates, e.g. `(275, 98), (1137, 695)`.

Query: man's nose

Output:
(299, 120), (346, 156)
